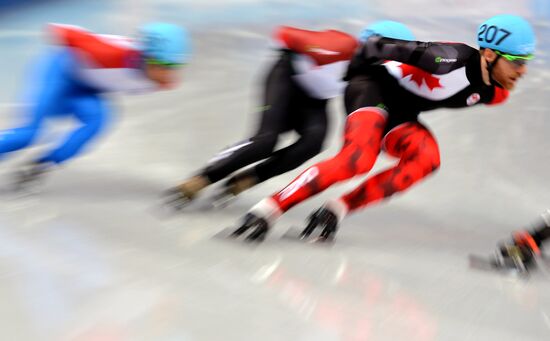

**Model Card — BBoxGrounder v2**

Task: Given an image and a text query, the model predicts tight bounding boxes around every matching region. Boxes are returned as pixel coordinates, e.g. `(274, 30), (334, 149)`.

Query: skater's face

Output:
(144, 63), (184, 88)
(483, 49), (529, 90)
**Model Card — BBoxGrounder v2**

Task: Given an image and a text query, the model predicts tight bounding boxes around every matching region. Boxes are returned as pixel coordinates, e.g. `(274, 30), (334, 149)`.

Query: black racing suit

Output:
(201, 27), (357, 185)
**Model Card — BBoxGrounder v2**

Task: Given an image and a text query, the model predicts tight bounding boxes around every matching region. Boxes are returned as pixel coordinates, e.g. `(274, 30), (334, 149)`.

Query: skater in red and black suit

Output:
(166, 21), (415, 208)
(230, 14), (537, 242)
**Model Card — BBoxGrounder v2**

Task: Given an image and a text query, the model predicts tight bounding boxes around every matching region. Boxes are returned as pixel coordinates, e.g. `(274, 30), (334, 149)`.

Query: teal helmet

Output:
(139, 22), (191, 66)
(477, 14), (536, 57)
(359, 20), (415, 42)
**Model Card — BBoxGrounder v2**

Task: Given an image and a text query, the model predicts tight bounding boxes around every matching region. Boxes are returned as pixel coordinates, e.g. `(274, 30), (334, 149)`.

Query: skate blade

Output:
(281, 226), (334, 245)
(211, 227), (266, 246)
(212, 227), (238, 240)
(210, 193), (236, 209)
(211, 227), (255, 241)
(151, 201), (185, 219)
(537, 254), (550, 268)
(468, 254), (529, 277)
(148, 202), (185, 220)
(10, 180), (44, 197)
(160, 189), (195, 212)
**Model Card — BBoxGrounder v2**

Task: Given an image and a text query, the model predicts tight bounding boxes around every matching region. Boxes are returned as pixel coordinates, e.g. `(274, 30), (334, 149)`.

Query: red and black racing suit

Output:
(268, 36), (509, 215)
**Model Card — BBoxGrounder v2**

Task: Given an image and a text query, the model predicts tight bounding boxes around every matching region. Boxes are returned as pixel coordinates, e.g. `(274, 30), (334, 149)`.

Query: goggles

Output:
(145, 58), (185, 69)
(494, 50), (534, 67)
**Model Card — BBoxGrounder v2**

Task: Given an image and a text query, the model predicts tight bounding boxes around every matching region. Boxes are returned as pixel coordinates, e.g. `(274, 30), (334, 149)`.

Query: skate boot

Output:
(164, 175), (210, 210)
(13, 161), (51, 192)
(300, 207), (339, 242)
(495, 230), (542, 274)
(230, 212), (270, 242)
(212, 172), (258, 208)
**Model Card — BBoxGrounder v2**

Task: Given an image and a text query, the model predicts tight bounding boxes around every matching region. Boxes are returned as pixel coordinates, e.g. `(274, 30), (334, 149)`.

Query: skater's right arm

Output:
(47, 24), (133, 49)
(274, 26), (358, 66)
(47, 23), (88, 45)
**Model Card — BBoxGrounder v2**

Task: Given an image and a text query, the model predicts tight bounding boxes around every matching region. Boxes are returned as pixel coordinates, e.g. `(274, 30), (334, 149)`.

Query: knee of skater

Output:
(306, 127), (327, 151)
(411, 154), (440, 179)
(328, 154), (368, 179)
(425, 149), (441, 174)
(300, 135), (325, 158)
(417, 161), (440, 179)
(431, 156), (441, 173)
(309, 140), (324, 157)
(406, 142), (440, 176)
(353, 152), (377, 175)
(253, 132), (278, 150)
(321, 145), (369, 178)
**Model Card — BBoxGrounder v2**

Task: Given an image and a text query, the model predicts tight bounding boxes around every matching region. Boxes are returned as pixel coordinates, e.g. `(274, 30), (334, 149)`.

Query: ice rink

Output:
(1, 0), (550, 340)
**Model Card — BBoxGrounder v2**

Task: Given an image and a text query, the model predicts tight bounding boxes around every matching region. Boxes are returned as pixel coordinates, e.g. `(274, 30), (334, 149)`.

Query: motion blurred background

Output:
(1, 1), (550, 340)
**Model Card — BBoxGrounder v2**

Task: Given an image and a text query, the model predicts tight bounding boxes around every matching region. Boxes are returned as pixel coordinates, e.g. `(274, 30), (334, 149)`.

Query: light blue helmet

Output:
(139, 22), (191, 65)
(477, 15), (536, 56)
(359, 20), (415, 43)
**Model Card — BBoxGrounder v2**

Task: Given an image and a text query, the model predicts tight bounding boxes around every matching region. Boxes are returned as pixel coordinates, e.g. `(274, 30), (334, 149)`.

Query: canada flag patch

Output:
(384, 61), (470, 101)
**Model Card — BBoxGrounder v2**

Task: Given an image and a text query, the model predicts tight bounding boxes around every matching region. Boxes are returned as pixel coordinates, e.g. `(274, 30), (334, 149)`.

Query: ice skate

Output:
(12, 161), (51, 193)
(163, 175), (210, 210)
(496, 231), (542, 273)
(229, 213), (270, 242)
(210, 172), (258, 208)
(469, 231), (542, 276)
(299, 207), (339, 242)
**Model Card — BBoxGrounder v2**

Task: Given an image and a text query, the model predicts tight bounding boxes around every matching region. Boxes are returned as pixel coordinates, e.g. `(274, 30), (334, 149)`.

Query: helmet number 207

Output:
(478, 25), (511, 46)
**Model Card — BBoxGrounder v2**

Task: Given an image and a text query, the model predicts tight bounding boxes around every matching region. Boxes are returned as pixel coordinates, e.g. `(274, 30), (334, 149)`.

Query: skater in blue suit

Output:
(0, 22), (190, 187)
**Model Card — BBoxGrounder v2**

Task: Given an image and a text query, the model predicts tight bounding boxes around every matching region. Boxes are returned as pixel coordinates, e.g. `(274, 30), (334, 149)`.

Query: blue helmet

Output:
(359, 20), (415, 43)
(477, 15), (536, 56)
(139, 22), (191, 65)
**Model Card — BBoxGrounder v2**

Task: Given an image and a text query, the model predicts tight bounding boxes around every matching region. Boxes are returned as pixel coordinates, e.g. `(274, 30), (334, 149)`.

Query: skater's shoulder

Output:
(47, 23), (140, 70)
(274, 26), (358, 65)
(47, 23), (137, 52)
(275, 26), (356, 47)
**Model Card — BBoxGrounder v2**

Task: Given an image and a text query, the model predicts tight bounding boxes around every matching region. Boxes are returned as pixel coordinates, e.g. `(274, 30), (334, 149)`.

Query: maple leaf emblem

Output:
(398, 64), (443, 91)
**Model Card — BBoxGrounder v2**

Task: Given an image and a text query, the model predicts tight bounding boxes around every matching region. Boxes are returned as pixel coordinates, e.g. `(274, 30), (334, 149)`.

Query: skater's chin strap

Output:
(484, 50), (504, 88)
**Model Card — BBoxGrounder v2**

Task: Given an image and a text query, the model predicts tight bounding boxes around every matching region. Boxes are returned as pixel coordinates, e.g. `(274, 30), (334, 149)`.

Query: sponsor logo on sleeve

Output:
(435, 56), (458, 63)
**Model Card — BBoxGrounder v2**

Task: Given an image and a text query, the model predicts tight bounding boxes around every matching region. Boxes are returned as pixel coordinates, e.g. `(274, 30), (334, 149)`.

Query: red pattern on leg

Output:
(271, 108), (387, 212)
(341, 122), (440, 212)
